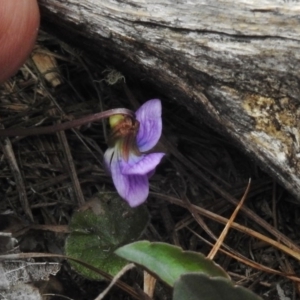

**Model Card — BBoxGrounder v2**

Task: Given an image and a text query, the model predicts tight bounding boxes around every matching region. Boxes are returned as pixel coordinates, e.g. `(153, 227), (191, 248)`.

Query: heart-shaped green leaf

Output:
(173, 273), (263, 300)
(65, 192), (149, 280)
(115, 241), (229, 286)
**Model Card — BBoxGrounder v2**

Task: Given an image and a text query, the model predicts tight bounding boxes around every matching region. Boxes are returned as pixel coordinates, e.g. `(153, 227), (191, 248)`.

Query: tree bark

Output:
(38, 0), (300, 201)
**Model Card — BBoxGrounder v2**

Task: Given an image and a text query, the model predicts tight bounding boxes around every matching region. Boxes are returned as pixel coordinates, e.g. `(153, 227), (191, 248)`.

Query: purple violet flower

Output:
(104, 99), (164, 207)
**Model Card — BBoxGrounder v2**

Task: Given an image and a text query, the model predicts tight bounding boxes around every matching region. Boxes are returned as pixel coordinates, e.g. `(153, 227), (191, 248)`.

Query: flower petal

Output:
(122, 153), (165, 175)
(136, 99), (162, 152)
(110, 156), (149, 207)
(103, 147), (115, 172)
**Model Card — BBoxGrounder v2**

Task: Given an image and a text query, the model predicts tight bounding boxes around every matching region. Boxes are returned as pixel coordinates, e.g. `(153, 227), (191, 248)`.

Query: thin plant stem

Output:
(0, 108), (134, 137)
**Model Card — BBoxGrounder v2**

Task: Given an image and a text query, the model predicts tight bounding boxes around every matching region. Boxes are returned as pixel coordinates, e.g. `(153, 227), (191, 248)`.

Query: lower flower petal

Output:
(122, 153), (165, 175)
(110, 155), (149, 207)
(114, 173), (149, 207)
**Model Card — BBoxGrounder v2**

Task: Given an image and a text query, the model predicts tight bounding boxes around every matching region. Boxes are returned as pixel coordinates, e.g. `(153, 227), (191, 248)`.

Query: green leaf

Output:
(65, 192), (149, 280)
(173, 273), (263, 300)
(115, 241), (229, 286)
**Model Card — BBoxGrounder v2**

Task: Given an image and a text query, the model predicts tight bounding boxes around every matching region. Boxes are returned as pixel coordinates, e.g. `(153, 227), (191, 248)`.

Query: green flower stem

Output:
(0, 108), (135, 137)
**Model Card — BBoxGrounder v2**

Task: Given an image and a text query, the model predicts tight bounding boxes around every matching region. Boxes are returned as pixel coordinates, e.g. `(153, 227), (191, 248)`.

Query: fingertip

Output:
(0, 0), (40, 83)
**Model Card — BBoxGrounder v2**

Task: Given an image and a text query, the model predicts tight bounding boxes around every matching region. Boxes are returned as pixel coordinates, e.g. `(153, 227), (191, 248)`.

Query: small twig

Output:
(144, 271), (157, 299)
(207, 179), (251, 260)
(272, 180), (278, 229)
(94, 263), (136, 300)
(56, 123), (85, 206)
(0, 232), (12, 237)
(175, 169), (219, 245)
(1, 138), (33, 221)
(42, 294), (73, 300)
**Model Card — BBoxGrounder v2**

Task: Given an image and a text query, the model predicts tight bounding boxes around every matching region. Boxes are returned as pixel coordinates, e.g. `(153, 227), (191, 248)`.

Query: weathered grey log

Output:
(39, 0), (300, 201)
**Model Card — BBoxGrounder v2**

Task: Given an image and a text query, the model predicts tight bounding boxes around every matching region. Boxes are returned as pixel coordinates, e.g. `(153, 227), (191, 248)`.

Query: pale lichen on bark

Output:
(243, 94), (300, 171)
